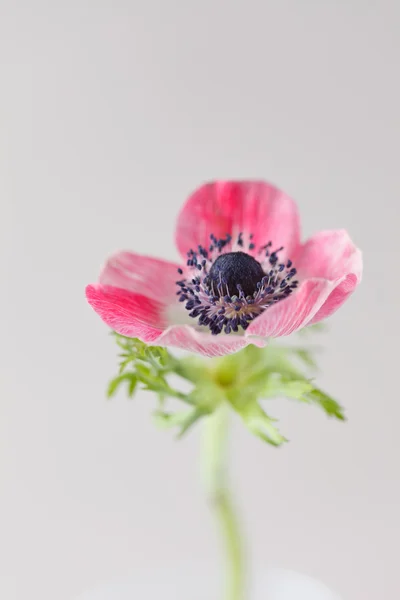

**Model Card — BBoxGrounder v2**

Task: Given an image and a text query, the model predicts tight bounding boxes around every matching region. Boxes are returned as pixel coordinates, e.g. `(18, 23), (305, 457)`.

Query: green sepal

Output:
(238, 402), (287, 446)
(107, 330), (345, 443)
(153, 406), (208, 438)
(304, 387), (345, 420)
(107, 372), (137, 398)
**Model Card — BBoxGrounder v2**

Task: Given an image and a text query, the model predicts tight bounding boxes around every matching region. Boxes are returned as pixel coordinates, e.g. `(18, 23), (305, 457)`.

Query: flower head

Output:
(86, 181), (362, 357)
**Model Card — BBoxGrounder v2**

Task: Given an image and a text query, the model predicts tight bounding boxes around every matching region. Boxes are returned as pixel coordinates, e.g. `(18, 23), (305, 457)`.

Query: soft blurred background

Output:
(1, 2), (399, 599)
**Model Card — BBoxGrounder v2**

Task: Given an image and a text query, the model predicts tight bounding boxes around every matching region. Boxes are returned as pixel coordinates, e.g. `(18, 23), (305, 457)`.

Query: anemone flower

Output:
(86, 181), (362, 357)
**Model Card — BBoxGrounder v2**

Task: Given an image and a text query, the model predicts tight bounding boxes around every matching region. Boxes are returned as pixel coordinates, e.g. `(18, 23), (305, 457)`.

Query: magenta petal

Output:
(295, 229), (362, 325)
(153, 325), (265, 358)
(246, 279), (335, 338)
(175, 181), (301, 261)
(86, 284), (165, 342)
(99, 252), (181, 302)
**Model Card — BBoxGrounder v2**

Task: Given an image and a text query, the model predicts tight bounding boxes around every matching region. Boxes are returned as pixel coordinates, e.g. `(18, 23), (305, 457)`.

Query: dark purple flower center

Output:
(208, 251), (266, 298)
(176, 233), (298, 336)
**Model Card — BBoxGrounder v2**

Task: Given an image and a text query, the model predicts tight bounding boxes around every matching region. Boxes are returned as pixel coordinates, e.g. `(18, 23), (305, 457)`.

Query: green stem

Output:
(202, 404), (246, 600)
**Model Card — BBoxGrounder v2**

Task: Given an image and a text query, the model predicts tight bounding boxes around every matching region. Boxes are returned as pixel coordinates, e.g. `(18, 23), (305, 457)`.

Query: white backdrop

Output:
(1, 2), (399, 599)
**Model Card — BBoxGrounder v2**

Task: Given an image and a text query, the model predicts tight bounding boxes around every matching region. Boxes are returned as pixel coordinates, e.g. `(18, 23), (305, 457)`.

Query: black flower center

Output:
(208, 251), (265, 298)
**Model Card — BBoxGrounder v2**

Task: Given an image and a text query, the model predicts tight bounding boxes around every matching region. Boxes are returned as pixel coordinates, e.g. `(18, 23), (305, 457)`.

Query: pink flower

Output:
(86, 181), (362, 358)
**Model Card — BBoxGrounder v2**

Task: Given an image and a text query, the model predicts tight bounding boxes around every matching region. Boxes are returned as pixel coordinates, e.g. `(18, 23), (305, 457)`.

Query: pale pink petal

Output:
(153, 325), (266, 358)
(175, 181), (301, 261)
(295, 229), (362, 280)
(86, 284), (165, 342)
(99, 252), (181, 303)
(308, 273), (360, 325)
(246, 279), (335, 338)
(294, 230), (363, 325)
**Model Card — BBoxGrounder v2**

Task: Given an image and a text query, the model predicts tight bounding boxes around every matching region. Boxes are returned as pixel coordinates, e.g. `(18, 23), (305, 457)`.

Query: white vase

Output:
(73, 567), (341, 600)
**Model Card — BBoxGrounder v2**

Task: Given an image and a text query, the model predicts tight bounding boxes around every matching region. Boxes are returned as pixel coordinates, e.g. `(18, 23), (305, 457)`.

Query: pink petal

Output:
(308, 273), (360, 325)
(295, 229), (362, 280)
(87, 284), (266, 357)
(153, 325), (266, 358)
(294, 230), (362, 325)
(86, 284), (165, 342)
(175, 181), (301, 261)
(99, 252), (181, 303)
(246, 279), (335, 338)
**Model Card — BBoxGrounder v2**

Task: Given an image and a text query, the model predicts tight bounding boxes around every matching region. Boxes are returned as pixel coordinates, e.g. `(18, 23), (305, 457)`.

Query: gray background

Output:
(1, 2), (399, 599)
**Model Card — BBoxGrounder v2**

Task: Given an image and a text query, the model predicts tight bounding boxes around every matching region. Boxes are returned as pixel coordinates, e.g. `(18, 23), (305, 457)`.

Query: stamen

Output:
(176, 233), (299, 335)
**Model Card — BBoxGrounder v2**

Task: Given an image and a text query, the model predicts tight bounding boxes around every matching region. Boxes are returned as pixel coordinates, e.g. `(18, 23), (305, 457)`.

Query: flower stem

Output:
(202, 404), (246, 600)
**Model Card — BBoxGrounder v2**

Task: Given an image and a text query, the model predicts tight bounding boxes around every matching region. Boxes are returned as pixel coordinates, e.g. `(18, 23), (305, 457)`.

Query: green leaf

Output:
(263, 376), (314, 400)
(306, 388), (346, 421)
(177, 408), (208, 437)
(153, 407), (207, 437)
(118, 355), (136, 374)
(127, 375), (138, 397)
(107, 373), (138, 398)
(135, 363), (152, 380)
(240, 402), (287, 446)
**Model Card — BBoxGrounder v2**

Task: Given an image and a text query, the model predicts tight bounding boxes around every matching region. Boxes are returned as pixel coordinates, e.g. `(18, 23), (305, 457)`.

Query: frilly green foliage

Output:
(108, 326), (344, 446)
